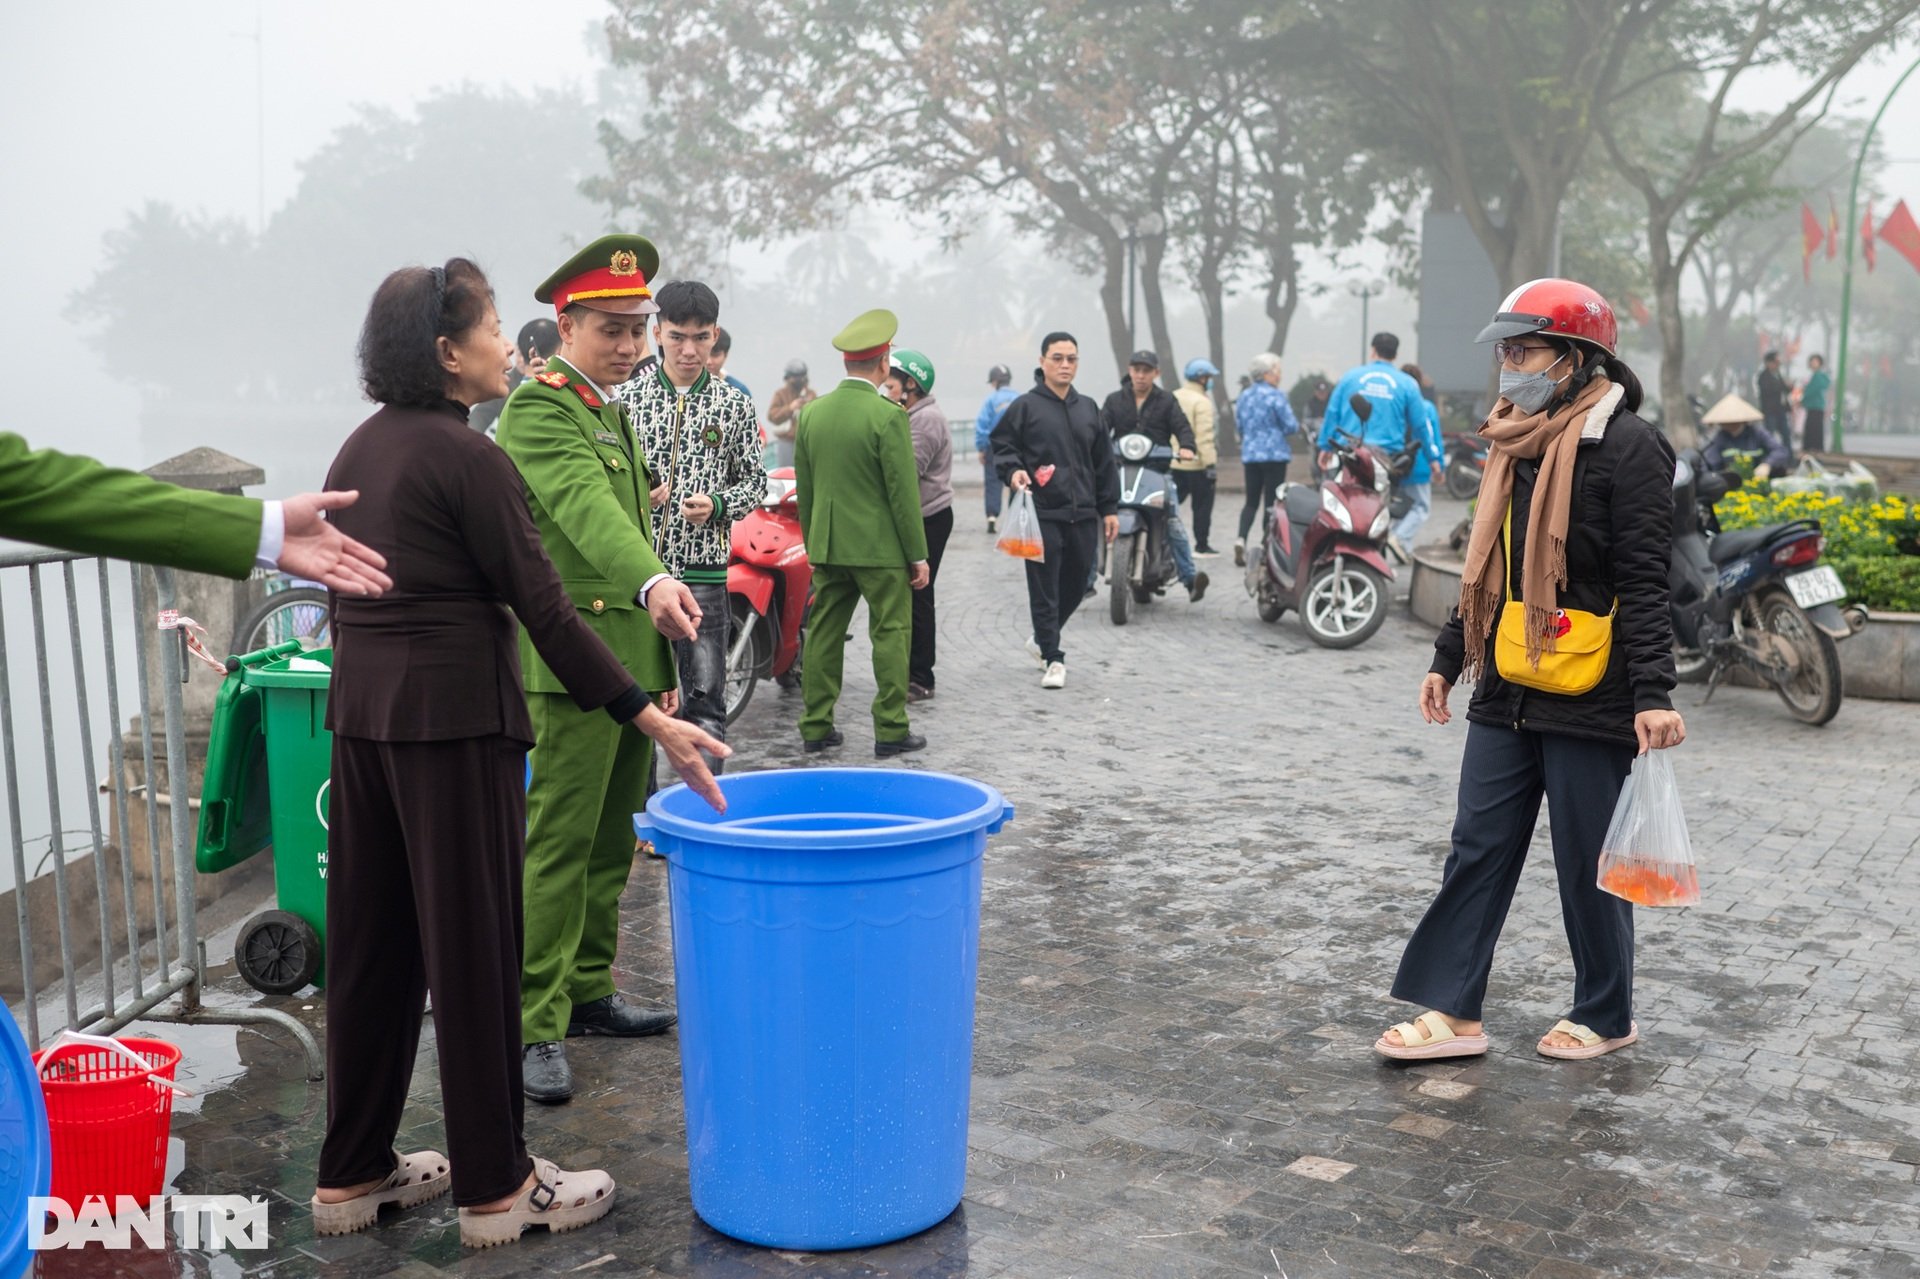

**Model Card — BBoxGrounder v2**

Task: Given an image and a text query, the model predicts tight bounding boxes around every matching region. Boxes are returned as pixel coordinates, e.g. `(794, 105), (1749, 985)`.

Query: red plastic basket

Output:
(32, 1037), (182, 1209)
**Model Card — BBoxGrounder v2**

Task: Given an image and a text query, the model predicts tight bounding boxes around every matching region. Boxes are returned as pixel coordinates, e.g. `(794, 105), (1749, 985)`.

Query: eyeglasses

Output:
(1493, 341), (1553, 367)
(1045, 353), (1079, 364)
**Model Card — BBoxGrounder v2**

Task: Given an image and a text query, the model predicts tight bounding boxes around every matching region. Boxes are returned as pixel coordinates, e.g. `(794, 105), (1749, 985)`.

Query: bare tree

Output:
(1597, 0), (1920, 441)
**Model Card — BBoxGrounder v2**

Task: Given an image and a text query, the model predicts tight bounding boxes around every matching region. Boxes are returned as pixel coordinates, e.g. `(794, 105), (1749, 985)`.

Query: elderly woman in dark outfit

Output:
(1375, 279), (1686, 1066)
(308, 258), (727, 1249)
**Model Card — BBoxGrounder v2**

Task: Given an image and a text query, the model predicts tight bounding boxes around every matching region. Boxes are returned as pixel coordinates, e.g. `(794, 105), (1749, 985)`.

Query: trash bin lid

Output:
(196, 672), (273, 874)
(241, 648), (333, 689)
(0, 1010), (52, 1274)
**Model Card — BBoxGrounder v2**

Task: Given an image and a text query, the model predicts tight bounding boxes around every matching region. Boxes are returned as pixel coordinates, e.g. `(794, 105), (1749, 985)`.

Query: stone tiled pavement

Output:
(43, 494), (1920, 1278)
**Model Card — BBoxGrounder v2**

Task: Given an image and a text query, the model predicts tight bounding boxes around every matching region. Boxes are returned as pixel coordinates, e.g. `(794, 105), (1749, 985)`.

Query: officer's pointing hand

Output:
(278, 491), (393, 597)
(647, 578), (702, 643)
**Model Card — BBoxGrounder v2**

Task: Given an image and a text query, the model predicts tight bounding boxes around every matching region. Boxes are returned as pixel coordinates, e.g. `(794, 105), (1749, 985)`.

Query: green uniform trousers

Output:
(520, 691), (654, 1045)
(799, 563), (913, 743)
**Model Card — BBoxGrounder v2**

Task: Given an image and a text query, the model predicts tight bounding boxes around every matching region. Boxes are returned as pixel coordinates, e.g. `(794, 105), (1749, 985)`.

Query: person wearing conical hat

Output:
(793, 308), (931, 756)
(495, 234), (709, 1106)
(1699, 392), (1790, 482)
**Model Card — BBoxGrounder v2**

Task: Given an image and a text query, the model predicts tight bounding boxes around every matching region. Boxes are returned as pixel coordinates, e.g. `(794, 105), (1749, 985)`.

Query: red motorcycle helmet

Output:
(1476, 278), (1618, 357)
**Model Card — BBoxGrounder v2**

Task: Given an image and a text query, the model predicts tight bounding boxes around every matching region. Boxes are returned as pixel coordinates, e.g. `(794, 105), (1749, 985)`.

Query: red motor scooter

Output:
(724, 467), (811, 722)
(1243, 433), (1397, 648)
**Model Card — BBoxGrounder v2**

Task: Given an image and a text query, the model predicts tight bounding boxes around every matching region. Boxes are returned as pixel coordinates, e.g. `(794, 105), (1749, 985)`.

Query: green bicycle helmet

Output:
(890, 347), (935, 395)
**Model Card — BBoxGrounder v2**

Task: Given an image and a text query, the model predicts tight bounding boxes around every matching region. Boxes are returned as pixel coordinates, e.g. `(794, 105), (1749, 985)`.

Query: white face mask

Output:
(1498, 350), (1569, 413)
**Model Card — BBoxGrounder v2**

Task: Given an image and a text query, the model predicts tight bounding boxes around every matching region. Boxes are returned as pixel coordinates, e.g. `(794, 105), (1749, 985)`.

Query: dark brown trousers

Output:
(316, 733), (534, 1207)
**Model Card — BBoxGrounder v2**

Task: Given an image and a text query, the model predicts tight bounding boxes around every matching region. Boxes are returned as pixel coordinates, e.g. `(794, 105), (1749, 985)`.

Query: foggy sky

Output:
(3, 1), (1915, 489)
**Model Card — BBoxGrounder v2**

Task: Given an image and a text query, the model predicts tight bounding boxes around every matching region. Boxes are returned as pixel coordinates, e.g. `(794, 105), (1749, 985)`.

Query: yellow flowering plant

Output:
(1713, 489), (1920, 612)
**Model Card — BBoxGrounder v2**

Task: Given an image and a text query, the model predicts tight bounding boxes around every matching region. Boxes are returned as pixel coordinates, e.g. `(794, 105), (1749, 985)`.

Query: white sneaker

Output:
(1040, 661), (1066, 690)
(1233, 540), (1246, 567)
(1025, 637), (1045, 668)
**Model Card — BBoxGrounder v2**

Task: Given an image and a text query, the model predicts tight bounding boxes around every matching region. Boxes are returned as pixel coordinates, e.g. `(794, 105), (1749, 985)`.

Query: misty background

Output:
(9, 1), (1916, 499)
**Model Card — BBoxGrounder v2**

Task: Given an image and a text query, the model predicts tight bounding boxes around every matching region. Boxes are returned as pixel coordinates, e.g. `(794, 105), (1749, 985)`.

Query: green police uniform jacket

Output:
(794, 378), (929, 568)
(0, 432), (259, 576)
(495, 357), (676, 693)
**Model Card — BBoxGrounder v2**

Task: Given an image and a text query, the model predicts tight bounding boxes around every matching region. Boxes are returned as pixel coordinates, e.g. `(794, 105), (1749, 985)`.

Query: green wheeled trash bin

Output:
(196, 642), (335, 995)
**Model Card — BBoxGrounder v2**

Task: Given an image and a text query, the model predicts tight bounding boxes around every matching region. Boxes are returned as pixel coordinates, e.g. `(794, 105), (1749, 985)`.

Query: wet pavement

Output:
(36, 493), (1920, 1277)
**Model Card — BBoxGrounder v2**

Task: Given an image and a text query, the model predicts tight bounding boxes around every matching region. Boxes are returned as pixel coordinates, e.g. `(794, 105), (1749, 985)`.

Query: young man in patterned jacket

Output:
(616, 280), (767, 767)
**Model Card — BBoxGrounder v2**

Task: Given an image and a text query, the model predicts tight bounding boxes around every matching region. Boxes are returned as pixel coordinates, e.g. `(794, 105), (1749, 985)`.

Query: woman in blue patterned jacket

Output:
(1232, 352), (1299, 566)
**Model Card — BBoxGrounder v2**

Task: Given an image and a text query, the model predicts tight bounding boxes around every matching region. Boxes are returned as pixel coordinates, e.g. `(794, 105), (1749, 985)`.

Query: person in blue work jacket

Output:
(975, 364), (1020, 532)
(1388, 362), (1448, 560)
(1319, 332), (1430, 461)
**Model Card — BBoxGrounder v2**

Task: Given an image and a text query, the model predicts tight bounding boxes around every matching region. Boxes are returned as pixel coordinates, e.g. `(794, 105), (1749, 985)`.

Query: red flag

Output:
(1877, 199), (1920, 275)
(1801, 202), (1824, 280)
(1863, 201), (1877, 272)
(1827, 196), (1840, 260)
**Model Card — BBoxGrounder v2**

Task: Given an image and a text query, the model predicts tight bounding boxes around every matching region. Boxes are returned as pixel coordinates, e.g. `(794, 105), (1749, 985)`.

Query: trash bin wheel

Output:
(235, 909), (321, 995)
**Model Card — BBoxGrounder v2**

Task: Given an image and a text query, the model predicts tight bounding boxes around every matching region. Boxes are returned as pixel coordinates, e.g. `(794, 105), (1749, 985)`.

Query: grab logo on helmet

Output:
(1482, 279), (1618, 356)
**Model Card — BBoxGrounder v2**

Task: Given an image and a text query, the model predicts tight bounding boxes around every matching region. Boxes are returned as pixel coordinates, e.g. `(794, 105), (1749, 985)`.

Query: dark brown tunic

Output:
(322, 400), (644, 743)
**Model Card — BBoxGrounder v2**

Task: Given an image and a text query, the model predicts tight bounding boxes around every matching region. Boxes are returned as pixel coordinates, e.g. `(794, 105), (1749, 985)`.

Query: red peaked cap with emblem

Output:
(535, 234), (661, 317)
(1474, 278), (1618, 357)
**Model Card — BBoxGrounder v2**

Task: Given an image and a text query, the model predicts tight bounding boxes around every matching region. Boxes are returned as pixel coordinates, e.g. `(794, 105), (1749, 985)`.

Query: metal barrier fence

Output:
(0, 547), (321, 1077)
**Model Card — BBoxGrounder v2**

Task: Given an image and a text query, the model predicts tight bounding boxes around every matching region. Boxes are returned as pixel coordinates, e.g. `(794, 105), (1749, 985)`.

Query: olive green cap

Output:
(535, 234), (661, 316)
(832, 308), (899, 359)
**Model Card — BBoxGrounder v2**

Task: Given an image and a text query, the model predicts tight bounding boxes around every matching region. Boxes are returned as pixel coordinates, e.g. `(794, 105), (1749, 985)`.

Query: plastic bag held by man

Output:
(996, 488), (1045, 561)
(1596, 751), (1700, 907)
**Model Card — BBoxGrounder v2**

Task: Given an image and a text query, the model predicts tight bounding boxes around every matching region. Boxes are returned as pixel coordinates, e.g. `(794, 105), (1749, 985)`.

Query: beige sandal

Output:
(311, 1149), (450, 1235)
(458, 1155), (615, 1248)
(1537, 1018), (1638, 1060)
(1374, 1010), (1490, 1061)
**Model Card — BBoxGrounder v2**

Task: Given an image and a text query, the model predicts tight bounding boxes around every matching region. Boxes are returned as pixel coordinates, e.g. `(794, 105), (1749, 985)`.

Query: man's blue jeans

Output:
(983, 458), (1002, 519)
(1392, 481), (1432, 548)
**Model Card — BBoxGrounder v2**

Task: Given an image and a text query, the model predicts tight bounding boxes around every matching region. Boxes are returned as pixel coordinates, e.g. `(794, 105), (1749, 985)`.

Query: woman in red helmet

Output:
(1376, 279), (1687, 1065)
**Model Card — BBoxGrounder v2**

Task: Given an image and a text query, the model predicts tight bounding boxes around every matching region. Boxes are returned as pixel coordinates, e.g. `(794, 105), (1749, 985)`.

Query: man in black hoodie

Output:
(1101, 350), (1207, 602)
(990, 332), (1120, 689)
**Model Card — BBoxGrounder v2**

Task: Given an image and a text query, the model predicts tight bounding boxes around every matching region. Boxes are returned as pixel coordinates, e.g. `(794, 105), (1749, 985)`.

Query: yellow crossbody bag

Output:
(1494, 502), (1616, 695)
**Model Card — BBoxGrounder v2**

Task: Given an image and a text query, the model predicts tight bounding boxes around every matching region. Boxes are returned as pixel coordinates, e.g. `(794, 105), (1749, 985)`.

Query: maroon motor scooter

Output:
(1243, 432), (1397, 648)
(724, 467), (812, 722)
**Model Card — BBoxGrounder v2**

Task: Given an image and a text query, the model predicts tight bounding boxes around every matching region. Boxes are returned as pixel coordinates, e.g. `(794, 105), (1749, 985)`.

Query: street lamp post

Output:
(1347, 278), (1387, 363)
(1833, 52), (1920, 453)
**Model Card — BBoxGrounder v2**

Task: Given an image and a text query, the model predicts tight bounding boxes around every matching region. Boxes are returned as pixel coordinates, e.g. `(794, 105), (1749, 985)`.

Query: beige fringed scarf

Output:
(1458, 375), (1625, 680)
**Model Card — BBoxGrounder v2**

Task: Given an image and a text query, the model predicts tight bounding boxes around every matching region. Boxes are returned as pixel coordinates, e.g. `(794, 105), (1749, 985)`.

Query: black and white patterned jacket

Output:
(616, 369), (767, 583)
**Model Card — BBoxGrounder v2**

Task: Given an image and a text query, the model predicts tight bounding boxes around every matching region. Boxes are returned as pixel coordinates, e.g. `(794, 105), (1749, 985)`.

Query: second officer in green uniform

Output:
(496, 234), (704, 1102)
(794, 308), (931, 756)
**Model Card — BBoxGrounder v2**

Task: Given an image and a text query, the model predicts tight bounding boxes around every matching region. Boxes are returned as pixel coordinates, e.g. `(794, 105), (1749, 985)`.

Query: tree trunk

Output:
(1141, 229), (1176, 383)
(1097, 242), (1131, 379)
(1198, 252), (1234, 446)
(1650, 228), (1695, 449)
(1263, 249), (1299, 358)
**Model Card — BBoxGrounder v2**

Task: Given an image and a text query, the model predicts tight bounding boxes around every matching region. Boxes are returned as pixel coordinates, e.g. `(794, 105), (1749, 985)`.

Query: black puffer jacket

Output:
(1100, 382), (1195, 473)
(1431, 397), (1678, 746)
(989, 373), (1121, 524)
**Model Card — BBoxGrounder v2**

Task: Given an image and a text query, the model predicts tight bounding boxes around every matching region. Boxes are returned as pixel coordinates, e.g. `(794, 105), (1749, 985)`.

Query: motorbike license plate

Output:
(1785, 565), (1845, 609)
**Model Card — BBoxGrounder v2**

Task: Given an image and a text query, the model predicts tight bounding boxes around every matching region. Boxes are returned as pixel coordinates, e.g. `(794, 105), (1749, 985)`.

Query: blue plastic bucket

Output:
(1, 1010), (52, 1277)
(635, 768), (1012, 1251)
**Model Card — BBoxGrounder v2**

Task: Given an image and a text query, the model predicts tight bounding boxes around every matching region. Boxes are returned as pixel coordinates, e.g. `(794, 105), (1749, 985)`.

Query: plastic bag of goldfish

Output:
(1596, 749), (1699, 907)
(995, 488), (1045, 561)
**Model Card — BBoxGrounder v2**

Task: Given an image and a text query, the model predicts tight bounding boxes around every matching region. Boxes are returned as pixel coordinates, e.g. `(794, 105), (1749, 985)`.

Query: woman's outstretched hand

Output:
(634, 705), (731, 811)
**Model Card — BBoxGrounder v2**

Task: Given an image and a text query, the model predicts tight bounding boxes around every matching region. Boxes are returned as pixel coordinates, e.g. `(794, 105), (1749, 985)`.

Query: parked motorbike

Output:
(724, 467), (811, 722)
(1108, 432), (1179, 625)
(1244, 433), (1397, 648)
(1443, 431), (1491, 499)
(1669, 451), (1867, 725)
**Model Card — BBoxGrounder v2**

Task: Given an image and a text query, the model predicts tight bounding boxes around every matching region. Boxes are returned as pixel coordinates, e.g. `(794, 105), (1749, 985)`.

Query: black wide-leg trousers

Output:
(1391, 721), (1637, 1039)
(317, 733), (534, 1207)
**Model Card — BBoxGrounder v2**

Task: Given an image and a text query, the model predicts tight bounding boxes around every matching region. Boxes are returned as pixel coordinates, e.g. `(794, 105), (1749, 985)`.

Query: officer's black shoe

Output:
(566, 993), (677, 1038)
(523, 1041), (573, 1104)
(802, 730), (845, 753)
(875, 733), (928, 758)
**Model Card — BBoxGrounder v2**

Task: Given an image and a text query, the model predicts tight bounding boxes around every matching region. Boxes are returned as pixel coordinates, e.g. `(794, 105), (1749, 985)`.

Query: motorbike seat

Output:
(1283, 484), (1322, 524)
(1707, 523), (1789, 565)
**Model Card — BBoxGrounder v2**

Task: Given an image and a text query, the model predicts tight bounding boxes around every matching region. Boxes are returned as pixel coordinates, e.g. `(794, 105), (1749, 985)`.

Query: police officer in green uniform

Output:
(495, 235), (704, 1103)
(794, 309), (931, 757)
